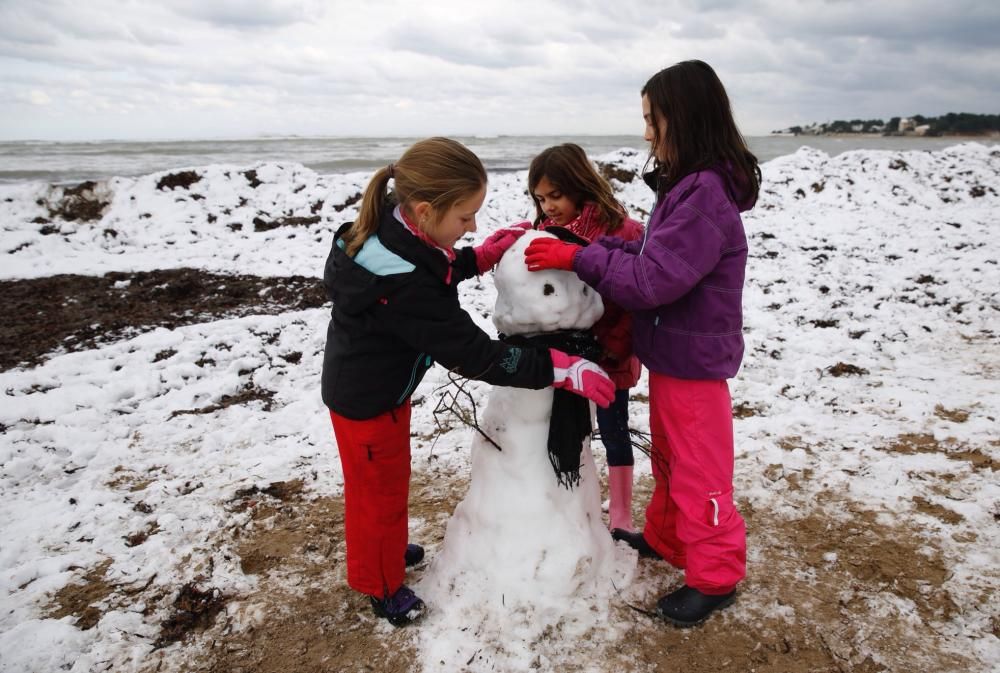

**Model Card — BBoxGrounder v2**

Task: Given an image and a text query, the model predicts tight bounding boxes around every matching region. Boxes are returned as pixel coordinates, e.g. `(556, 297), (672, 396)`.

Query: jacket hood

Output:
(324, 223), (391, 315)
(644, 162), (757, 212)
(325, 206), (455, 315)
(724, 162), (758, 212)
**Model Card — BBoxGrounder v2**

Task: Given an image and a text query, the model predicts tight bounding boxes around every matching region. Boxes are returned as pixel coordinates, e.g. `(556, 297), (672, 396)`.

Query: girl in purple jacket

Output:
(524, 60), (761, 627)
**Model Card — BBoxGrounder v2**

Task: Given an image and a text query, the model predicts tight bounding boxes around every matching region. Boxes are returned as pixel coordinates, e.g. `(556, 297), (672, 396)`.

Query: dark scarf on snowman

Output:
(500, 330), (602, 489)
(499, 226), (600, 490)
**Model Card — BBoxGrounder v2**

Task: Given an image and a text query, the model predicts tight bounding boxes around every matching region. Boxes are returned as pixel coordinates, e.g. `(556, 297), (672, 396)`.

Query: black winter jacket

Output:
(321, 204), (554, 420)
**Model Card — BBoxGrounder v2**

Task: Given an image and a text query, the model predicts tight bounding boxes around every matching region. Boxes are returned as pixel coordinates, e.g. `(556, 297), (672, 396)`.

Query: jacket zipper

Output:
(396, 352), (426, 405)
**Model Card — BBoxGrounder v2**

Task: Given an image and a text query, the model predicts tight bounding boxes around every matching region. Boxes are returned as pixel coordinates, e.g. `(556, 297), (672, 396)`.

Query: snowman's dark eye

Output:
(543, 283), (555, 296)
(582, 287), (589, 296)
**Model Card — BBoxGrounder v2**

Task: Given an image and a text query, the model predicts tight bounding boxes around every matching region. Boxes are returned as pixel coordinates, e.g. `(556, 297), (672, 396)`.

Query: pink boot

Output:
(608, 465), (634, 532)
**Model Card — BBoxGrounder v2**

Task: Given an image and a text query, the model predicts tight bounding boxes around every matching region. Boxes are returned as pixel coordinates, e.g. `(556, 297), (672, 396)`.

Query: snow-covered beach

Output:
(1, 142), (998, 672)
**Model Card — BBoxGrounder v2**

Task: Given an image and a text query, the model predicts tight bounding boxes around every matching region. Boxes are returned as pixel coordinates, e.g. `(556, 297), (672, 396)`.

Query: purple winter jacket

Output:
(573, 166), (754, 380)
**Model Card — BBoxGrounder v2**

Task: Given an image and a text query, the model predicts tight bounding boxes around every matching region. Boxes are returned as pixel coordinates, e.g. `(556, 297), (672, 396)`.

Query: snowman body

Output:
(420, 231), (635, 633)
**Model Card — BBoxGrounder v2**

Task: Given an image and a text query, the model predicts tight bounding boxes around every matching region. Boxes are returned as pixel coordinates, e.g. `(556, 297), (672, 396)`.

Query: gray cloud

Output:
(0, 0), (997, 140)
(172, 0), (325, 29)
(750, 1), (1000, 49)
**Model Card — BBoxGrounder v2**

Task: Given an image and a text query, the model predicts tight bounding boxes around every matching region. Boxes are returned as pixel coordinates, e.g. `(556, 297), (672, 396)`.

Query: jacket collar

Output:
(376, 204), (454, 284)
(642, 167), (661, 192)
(643, 166), (667, 203)
(393, 205), (456, 284)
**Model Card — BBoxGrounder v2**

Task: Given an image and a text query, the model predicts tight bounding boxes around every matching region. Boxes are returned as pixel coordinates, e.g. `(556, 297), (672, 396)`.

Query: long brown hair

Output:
(341, 137), (487, 257)
(527, 143), (625, 232)
(642, 60), (760, 205)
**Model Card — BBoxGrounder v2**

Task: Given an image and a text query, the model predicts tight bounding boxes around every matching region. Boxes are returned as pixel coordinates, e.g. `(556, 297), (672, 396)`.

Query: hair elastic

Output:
(387, 163), (395, 178)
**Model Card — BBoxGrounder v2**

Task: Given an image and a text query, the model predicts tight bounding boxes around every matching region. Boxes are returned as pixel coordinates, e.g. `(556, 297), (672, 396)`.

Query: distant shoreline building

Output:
(771, 113), (1000, 137)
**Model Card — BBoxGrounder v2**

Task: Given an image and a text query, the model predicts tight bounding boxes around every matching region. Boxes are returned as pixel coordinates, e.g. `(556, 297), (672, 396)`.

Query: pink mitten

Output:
(474, 222), (531, 273)
(549, 348), (615, 408)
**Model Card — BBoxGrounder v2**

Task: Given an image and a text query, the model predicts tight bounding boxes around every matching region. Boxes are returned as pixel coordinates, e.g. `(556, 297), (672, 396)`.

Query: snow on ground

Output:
(1, 143), (998, 673)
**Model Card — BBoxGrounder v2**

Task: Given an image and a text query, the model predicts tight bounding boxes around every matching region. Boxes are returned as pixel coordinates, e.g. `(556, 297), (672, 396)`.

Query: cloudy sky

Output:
(2, 0), (998, 141)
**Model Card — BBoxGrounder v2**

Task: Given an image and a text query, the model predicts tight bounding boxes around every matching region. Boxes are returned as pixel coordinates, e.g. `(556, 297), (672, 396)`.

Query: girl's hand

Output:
(549, 348), (615, 408)
(524, 238), (582, 272)
(473, 223), (531, 273)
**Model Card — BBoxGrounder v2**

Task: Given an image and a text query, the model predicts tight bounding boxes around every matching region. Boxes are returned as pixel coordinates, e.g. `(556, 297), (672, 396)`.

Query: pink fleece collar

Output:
(539, 202), (608, 243)
(394, 205), (456, 284)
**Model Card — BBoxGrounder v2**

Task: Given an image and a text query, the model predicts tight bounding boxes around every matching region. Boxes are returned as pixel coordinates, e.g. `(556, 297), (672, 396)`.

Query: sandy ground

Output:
(66, 464), (987, 673)
(18, 272), (994, 672)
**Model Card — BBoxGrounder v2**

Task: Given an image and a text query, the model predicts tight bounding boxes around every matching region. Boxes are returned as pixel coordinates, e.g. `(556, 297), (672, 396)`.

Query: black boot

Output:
(656, 585), (736, 627)
(611, 528), (661, 559)
(370, 585), (425, 627)
(404, 543), (424, 567)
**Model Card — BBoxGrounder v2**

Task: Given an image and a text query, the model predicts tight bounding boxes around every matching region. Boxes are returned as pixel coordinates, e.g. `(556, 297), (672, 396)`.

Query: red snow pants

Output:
(643, 373), (746, 594)
(329, 402), (411, 598)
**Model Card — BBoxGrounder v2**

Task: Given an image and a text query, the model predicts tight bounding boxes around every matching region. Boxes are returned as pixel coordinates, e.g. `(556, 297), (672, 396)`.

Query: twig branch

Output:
(432, 372), (503, 452)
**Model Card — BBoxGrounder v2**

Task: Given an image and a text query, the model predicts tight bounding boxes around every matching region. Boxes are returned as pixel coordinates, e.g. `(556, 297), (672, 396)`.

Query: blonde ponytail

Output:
(342, 138), (486, 257)
(343, 166), (392, 258)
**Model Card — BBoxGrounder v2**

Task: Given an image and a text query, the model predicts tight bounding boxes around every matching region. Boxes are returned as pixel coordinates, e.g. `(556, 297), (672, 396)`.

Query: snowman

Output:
(419, 229), (636, 662)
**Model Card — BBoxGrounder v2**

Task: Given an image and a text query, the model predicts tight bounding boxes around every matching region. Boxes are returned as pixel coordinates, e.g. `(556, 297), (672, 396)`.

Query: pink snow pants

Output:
(643, 373), (746, 594)
(329, 402), (411, 598)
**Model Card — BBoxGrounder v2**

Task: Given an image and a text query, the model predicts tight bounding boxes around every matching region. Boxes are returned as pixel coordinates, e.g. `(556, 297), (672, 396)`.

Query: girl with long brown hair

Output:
(524, 61), (760, 627)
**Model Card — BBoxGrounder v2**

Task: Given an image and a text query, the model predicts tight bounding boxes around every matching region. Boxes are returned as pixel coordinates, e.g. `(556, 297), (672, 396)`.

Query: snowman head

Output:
(493, 230), (604, 336)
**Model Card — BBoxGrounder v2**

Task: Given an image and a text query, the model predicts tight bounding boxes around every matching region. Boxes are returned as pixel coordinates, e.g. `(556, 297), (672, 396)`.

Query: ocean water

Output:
(0, 134), (989, 185)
